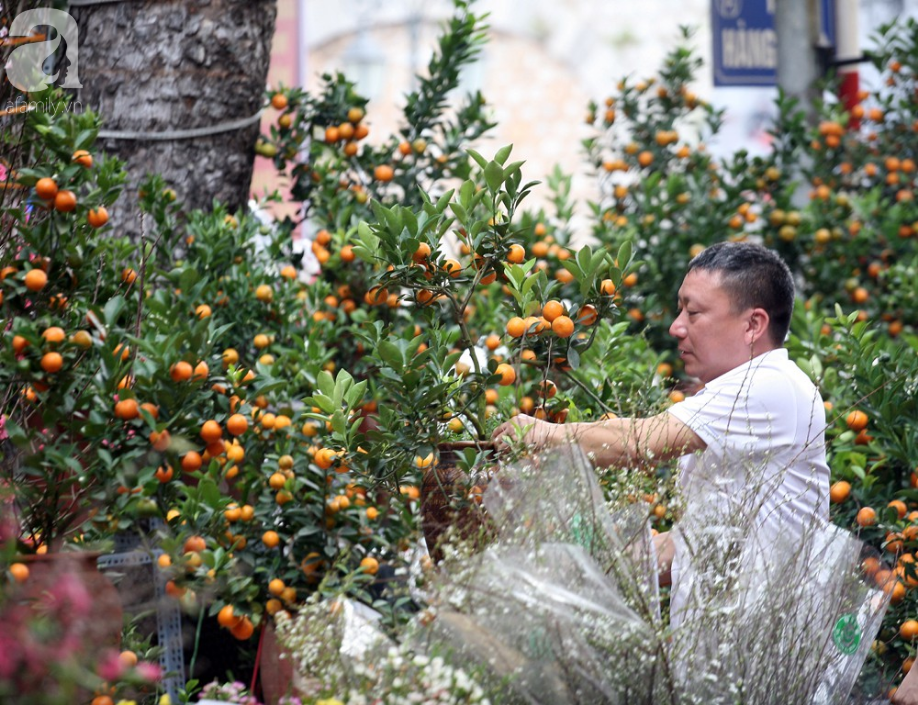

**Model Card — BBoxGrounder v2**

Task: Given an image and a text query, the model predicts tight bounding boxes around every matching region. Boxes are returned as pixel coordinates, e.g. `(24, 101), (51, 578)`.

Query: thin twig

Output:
(561, 368), (612, 414)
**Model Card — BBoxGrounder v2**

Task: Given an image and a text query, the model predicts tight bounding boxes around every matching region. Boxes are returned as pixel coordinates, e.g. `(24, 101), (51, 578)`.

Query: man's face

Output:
(669, 269), (756, 384)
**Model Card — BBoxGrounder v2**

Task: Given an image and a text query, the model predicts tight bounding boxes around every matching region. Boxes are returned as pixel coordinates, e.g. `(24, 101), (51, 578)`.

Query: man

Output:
(492, 241), (830, 626)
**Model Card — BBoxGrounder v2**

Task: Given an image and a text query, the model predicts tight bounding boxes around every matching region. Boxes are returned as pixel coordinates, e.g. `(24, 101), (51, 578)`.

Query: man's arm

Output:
(491, 411), (706, 468)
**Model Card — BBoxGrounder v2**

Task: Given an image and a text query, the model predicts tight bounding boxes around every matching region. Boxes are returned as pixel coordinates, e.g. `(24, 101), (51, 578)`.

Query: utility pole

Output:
(835, 0), (861, 125)
(775, 0), (824, 206)
(775, 0), (823, 124)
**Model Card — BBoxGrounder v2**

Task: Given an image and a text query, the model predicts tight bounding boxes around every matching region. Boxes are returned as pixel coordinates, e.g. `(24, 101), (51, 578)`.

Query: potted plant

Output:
(303, 145), (634, 560)
(0, 91), (133, 553)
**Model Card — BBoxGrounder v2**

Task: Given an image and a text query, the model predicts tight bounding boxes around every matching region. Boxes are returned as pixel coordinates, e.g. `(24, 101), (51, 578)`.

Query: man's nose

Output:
(669, 315), (685, 339)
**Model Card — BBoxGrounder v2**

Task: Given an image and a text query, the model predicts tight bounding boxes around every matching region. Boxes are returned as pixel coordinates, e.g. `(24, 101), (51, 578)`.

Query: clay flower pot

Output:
(420, 441), (498, 562)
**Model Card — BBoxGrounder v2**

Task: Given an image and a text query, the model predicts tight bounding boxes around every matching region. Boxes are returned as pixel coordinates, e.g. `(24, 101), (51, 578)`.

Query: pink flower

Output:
(22, 638), (48, 684)
(51, 573), (92, 619)
(135, 661), (162, 681)
(97, 649), (126, 681)
(53, 634), (82, 663)
(0, 631), (19, 679)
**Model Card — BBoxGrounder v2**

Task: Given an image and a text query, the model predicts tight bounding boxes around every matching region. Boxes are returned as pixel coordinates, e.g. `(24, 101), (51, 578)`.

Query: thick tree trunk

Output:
(71, 0), (278, 238)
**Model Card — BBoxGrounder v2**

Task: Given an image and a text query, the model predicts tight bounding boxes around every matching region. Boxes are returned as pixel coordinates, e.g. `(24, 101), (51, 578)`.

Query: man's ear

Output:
(746, 308), (771, 345)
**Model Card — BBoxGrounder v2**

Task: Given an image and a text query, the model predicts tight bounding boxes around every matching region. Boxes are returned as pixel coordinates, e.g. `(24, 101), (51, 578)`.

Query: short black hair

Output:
(687, 242), (795, 345)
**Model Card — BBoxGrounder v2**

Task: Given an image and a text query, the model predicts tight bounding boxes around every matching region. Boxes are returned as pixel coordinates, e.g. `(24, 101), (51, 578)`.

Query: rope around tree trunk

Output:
(97, 110), (264, 142)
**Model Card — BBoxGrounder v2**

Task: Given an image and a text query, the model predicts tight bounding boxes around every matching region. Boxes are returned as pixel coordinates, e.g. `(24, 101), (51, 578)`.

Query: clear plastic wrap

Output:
(417, 443), (888, 704)
(277, 443), (888, 704)
(671, 514), (888, 704)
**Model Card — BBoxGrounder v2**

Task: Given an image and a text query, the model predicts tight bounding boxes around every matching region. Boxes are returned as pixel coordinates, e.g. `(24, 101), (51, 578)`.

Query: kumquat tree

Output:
(2, 0), (918, 702)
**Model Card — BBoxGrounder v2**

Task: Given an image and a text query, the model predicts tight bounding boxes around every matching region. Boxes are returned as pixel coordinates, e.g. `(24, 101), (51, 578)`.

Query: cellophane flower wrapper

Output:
(412, 444), (669, 703)
(671, 487), (888, 704)
(274, 597), (393, 700)
(276, 443), (887, 704)
(412, 443), (887, 705)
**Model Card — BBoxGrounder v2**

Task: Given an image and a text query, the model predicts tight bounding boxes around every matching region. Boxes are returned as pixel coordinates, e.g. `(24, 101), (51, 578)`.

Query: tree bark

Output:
(71, 0), (278, 238)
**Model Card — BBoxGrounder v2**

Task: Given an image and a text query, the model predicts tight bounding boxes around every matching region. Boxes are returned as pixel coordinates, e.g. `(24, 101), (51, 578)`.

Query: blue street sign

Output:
(712, 0), (778, 86)
(712, 0), (836, 87)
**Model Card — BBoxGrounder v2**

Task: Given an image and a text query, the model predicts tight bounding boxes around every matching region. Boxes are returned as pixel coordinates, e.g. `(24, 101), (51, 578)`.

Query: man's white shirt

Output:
(665, 348), (831, 627)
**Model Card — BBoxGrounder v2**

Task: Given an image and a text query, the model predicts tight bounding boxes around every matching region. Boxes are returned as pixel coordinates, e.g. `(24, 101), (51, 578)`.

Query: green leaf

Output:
(591, 249), (610, 272)
(378, 340), (405, 372)
(484, 161), (504, 192)
(331, 410), (347, 436)
(3, 418), (27, 447)
(74, 128), (97, 150)
(200, 478), (222, 505)
(522, 273), (538, 298)
(504, 264), (526, 289)
(466, 149), (488, 170)
(253, 380), (288, 396)
(13, 168), (42, 184)
(504, 160), (525, 179)
(294, 525), (322, 539)
(103, 295), (126, 325)
(435, 189), (454, 212)
(617, 240), (633, 269)
(333, 377), (344, 409)
(576, 245), (593, 274)
(370, 199), (388, 223)
(317, 370), (335, 398)
(310, 397), (336, 415)
(796, 357), (813, 379)
(459, 180), (476, 209)
(336, 368), (354, 389)
(449, 202), (468, 223)
(402, 208), (418, 238)
(494, 145), (513, 165)
(567, 346), (581, 370)
(345, 380), (367, 407)
(809, 354), (823, 379)
(179, 267), (200, 292)
(382, 206), (403, 235)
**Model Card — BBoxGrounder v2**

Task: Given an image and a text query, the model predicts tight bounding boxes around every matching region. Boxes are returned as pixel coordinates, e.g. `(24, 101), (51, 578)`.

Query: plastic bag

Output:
(417, 442), (887, 705)
(277, 443), (887, 704)
(671, 513), (888, 703)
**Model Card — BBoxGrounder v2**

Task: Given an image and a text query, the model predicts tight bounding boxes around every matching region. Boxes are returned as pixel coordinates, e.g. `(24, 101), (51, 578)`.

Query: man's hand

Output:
(491, 413), (557, 452)
(893, 666), (918, 705)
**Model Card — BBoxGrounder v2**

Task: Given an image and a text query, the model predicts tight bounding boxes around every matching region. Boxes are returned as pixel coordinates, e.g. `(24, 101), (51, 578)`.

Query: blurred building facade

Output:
(252, 0), (918, 230)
